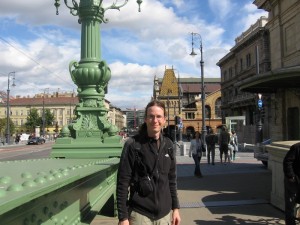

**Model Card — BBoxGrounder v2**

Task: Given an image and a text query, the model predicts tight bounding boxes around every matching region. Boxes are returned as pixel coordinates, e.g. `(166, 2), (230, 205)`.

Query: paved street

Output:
(92, 147), (286, 225)
(0, 141), (287, 224)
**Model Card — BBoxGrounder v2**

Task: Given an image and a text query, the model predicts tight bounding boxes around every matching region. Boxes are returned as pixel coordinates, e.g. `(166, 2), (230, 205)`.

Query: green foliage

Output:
(44, 109), (54, 127)
(25, 108), (41, 132)
(25, 108), (55, 133)
(0, 118), (15, 137)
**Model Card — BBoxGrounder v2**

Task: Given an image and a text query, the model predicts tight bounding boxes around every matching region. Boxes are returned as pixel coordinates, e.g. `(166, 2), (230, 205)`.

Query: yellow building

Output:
(154, 67), (222, 135)
(0, 91), (125, 135)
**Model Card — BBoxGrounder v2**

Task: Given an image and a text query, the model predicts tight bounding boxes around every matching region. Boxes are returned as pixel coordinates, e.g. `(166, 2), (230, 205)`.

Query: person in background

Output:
(218, 126), (230, 164)
(117, 100), (181, 225)
(283, 142), (300, 225)
(189, 131), (203, 177)
(205, 128), (218, 165)
(230, 130), (238, 161)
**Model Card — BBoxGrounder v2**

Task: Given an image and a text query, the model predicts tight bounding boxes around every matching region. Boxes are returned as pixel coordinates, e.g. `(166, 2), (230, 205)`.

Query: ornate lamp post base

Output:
(51, 0), (142, 158)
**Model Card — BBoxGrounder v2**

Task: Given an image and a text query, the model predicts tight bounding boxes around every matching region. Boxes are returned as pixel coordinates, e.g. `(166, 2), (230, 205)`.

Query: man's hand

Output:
(172, 208), (181, 225)
(288, 177), (296, 183)
(119, 219), (129, 225)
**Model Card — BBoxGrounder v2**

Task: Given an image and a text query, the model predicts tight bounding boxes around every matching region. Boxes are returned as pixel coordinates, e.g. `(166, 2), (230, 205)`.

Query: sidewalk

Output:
(93, 151), (286, 224)
(176, 152), (285, 224)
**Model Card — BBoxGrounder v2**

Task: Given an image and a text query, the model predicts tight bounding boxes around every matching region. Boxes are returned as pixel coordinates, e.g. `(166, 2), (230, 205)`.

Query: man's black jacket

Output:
(283, 142), (300, 181)
(117, 133), (180, 221)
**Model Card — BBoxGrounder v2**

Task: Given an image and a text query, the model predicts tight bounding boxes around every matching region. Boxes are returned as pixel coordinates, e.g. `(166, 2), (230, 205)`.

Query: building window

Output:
(215, 97), (222, 118)
(206, 106), (211, 119)
(185, 112), (195, 119)
(246, 53), (251, 67)
(229, 67), (233, 78)
(16, 110), (19, 116)
(223, 71), (227, 81)
(234, 64), (237, 76)
(240, 58), (243, 71)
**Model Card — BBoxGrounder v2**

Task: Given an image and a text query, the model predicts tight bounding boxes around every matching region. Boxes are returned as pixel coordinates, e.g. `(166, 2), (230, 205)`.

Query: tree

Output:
(26, 108), (55, 134)
(0, 117), (15, 138)
(44, 109), (54, 128)
(25, 108), (41, 133)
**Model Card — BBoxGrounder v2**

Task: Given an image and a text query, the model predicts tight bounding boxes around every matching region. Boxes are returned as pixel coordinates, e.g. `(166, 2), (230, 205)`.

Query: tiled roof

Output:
(181, 83), (220, 93)
(0, 97), (79, 107)
(158, 77), (220, 83)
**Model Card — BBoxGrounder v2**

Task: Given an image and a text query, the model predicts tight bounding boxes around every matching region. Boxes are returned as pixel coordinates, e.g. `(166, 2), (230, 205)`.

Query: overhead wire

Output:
(0, 36), (76, 89)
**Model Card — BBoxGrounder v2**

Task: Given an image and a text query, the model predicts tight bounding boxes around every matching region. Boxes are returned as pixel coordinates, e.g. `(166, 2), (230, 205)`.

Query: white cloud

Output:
(0, 0), (268, 109)
(239, 2), (268, 31)
(208, 0), (232, 20)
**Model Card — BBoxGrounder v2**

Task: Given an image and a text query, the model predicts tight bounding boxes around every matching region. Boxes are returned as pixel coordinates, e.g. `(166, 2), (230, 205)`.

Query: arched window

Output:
(205, 105), (211, 119)
(215, 97), (222, 118)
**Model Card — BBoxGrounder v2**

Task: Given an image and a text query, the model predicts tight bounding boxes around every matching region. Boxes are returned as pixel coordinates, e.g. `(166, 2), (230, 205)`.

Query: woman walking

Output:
(189, 131), (203, 177)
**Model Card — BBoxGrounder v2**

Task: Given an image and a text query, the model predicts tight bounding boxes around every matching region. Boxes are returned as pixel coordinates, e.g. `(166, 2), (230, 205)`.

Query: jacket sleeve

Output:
(168, 144), (180, 209)
(117, 138), (135, 221)
(283, 144), (298, 179)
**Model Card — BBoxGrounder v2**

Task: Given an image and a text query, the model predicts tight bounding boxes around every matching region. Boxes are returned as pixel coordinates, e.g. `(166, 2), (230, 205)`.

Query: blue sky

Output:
(0, 0), (267, 110)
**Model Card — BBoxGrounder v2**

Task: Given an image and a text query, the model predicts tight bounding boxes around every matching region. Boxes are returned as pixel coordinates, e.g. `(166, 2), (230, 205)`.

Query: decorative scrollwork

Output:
(84, 99), (97, 107)
(96, 0), (129, 23)
(69, 60), (79, 85)
(81, 114), (98, 130)
(64, 0), (79, 16)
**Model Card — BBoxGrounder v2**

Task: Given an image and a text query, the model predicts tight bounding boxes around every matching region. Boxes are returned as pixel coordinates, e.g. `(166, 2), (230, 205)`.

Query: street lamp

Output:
(42, 88), (49, 137)
(190, 32), (207, 146)
(6, 72), (16, 144)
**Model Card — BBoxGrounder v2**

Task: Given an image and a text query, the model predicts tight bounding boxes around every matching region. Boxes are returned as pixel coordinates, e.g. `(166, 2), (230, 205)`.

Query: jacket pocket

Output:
(160, 154), (172, 174)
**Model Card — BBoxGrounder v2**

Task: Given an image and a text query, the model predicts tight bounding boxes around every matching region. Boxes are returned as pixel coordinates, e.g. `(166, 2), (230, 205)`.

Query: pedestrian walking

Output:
(283, 142), (300, 225)
(117, 100), (181, 225)
(205, 128), (218, 165)
(189, 131), (204, 177)
(218, 126), (231, 164)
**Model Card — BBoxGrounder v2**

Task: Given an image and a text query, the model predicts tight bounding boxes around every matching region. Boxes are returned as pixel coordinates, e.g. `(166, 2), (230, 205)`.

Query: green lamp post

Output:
(51, 0), (142, 158)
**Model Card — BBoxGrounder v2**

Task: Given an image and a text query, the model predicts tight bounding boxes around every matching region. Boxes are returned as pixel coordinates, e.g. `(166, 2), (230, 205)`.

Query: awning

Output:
(237, 66), (300, 93)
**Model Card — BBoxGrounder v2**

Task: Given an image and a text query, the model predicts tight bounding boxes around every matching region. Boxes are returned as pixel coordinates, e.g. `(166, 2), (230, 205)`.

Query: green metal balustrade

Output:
(0, 1), (142, 224)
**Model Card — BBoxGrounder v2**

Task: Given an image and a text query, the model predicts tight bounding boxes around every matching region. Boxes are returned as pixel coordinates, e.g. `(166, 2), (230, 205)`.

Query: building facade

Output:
(247, 0), (300, 142)
(218, 0), (300, 144)
(217, 16), (271, 144)
(0, 91), (126, 136)
(123, 109), (145, 130)
(153, 67), (222, 136)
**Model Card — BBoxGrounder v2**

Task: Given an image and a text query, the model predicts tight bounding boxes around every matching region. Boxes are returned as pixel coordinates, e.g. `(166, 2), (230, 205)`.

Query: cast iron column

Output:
(52, 0), (142, 158)
(6, 72), (15, 145)
(190, 32), (207, 147)
(53, 0), (142, 140)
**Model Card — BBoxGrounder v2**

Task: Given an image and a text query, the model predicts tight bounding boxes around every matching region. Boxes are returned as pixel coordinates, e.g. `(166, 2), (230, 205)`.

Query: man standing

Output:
(218, 126), (230, 164)
(283, 142), (300, 225)
(117, 100), (181, 225)
(205, 128), (218, 165)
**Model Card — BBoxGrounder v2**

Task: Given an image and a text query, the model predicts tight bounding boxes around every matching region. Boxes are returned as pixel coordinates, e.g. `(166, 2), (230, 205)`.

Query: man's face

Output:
(145, 105), (166, 136)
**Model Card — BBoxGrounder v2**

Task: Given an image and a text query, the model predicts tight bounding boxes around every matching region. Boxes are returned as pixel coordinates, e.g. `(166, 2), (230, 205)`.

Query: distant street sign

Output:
(258, 99), (263, 108)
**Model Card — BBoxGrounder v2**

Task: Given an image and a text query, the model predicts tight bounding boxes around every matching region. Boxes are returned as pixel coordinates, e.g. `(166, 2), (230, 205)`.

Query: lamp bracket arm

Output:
(64, 0), (79, 16)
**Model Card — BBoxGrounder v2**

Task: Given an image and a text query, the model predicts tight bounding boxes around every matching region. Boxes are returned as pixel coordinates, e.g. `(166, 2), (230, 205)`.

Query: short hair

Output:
(193, 131), (200, 139)
(221, 125), (227, 131)
(144, 100), (166, 118)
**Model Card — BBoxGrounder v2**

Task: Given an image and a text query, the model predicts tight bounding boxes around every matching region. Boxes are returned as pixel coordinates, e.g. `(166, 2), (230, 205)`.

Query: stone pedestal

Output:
(266, 141), (299, 210)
